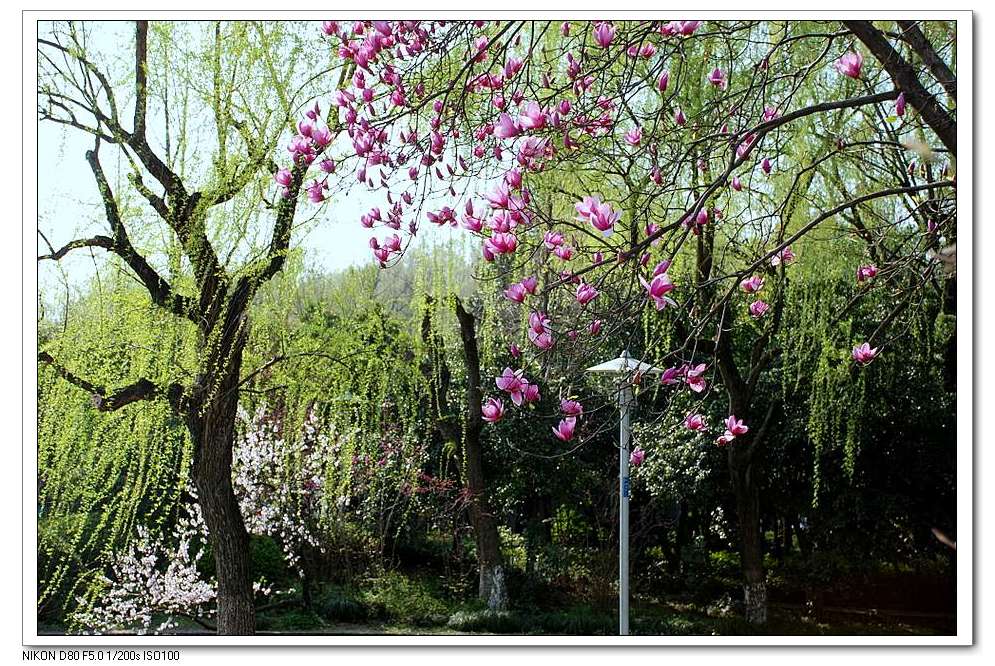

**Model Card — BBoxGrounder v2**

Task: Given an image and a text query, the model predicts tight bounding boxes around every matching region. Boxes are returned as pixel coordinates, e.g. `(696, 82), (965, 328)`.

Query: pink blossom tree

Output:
(289, 19), (956, 624)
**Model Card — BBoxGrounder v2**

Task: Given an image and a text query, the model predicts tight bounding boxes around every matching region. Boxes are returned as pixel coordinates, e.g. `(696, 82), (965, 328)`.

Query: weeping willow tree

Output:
(38, 279), (196, 623)
(37, 20), (332, 634)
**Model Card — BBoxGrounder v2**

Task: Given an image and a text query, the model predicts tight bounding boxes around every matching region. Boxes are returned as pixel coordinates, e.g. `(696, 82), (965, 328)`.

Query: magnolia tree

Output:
(283, 19), (956, 623)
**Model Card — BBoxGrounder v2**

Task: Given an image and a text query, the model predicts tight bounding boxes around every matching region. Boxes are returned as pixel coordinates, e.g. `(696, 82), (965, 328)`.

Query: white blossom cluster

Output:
(74, 404), (343, 634)
(72, 504), (215, 635)
(232, 404), (340, 573)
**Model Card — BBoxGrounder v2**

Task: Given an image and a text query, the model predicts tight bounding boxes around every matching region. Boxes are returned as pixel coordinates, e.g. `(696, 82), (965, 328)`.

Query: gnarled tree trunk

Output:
(186, 329), (255, 635)
(183, 283), (258, 635)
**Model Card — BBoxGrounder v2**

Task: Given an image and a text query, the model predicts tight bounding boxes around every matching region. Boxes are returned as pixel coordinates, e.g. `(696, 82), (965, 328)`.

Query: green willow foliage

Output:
(39, 275), (197, 618)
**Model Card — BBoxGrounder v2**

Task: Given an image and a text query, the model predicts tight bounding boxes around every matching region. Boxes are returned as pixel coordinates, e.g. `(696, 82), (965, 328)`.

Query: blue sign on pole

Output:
(622, 476), (630, 498)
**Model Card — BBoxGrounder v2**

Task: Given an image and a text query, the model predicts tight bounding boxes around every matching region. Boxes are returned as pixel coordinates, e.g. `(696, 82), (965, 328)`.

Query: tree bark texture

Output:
(454, 299), (508, 611)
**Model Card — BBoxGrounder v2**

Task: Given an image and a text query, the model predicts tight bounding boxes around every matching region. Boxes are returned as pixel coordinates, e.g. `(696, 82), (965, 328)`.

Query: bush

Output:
(198, 534), (291, 586)
(316, 587), (370, 624)
(447, 610), (526, 634)
(360, 572), (450, 626)
(251, 535), (292, 584)
(531, 607), (615, 635)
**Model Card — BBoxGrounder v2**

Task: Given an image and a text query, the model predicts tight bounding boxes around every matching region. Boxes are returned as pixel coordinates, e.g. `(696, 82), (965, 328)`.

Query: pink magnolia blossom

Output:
(528, 311), (554, 350)
(677, 20), (702, 35)
(575, 196), (621, 235)
(496, 367), (529, 406)
(494, 113), (521, 139)
(660, 366), (683, 385)
(852, 342), (879, 365)
(529, 311), (551, 334)
(896, 92), (906, 117)
(737, 133), (757, 159)
(575, 282), (599, 305)
(553, 245), (574, 261)
(725, 415), (749, 436)
(770, 246), (796, 266)
(856, 264), (879, 282)
(685, 363), (708, 393)
(518, 101), (547, 131)
(485, 232), (518, 256)
(707, 67), (727, 89)
(560, 399), (583, 417)
(640, 272), (676, 310)
(521, 275), (538, 294)
(749, 300), (770, 319)
(552, 417), (577, 442)
(652, 260), (672, 277)
(504, 282), (528, 303)
(731, 176), (743, 191)
(529, 329), (554, 350)
(593, 22), (616, 48)
(624, 126), (642, 146)
(589, 319), (602, 335)
(835, 50), (864, 79)
(481, 397), (505, 423)
(274, 168), (293, 188)
(740, 275), (764, 293)
(657, 71), (670, 93)
(674, 108), (686, 126)
(306, 179), (328, 203)
(761, 157), (772, 174)
(684, 413), (707, 432)
(716, 415), (748, 445)
(629, 447), (646, 467)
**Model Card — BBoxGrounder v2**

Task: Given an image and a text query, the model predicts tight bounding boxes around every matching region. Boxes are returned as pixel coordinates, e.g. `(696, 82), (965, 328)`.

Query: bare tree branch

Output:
(844, 21), (956, 156)
(897, 21), (957, 100)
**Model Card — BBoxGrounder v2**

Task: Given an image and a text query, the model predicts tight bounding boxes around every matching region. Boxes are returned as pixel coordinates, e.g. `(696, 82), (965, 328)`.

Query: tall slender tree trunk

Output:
(454, 299), (508, 611)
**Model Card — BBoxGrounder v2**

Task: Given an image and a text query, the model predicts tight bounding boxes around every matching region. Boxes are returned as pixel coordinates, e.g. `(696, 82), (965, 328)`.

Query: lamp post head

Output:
(585, 349), (664, 376)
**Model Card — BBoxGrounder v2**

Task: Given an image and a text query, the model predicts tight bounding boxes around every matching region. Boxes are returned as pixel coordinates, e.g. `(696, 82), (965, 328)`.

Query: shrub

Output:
(360, 572), (450, 625)
(316, 587), (370, 623)
(447, 610), (526, 634)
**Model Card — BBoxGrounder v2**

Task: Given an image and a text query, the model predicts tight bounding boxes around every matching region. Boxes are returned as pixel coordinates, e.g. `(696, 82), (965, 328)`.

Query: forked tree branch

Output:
(38, 351), (183, 412)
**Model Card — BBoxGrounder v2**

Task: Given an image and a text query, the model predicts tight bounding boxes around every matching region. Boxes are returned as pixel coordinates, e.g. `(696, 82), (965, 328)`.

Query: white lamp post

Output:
(585, 350), (662, 636)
